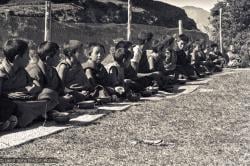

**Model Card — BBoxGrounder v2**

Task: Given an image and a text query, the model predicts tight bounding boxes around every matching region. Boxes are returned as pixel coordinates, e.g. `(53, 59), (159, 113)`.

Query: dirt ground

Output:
(0, 70), (250, 165)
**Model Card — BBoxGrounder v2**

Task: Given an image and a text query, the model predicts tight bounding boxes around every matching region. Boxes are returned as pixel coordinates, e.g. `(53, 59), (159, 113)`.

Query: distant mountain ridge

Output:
(182, 6), (211, 34)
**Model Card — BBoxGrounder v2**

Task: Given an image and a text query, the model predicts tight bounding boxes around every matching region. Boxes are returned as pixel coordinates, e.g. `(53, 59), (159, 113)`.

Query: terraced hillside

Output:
(0, 0), (197, 29)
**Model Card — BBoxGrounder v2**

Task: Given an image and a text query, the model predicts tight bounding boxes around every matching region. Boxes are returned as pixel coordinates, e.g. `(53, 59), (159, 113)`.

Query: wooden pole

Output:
(219, 8), (223, 54)
(178, 20), (183, 35)
(127, 0), (132, 41)
(44, 1), (52, 41)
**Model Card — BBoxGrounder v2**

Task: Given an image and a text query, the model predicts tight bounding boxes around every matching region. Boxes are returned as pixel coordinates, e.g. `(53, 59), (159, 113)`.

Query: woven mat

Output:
(0, 114), (105, 150)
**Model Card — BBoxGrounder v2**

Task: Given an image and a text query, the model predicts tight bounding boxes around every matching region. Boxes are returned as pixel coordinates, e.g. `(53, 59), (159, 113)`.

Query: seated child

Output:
(131, 31), (153, 73)
(191, 41), (210, 77)
(227, 45), (241, 68)
(0, 39), (58, 128)
(146, 39), (176, 91)
(174, 34), (198, 80)
(57, 40), (92, 102)
(161, 35), (187, 85)
(109, 48), (126, 87)
(121, 39), (172, 93)
(131, 31), (163, 88)
(83, 43), (112, 101)
(26, 41), (71, 123)
(108, 40), (142, 100)
(240, 40), (250, 68)
(162, 35), (177, 72)
(207, 43), (225, 72)
(83, 43), (109, 87)
(120, 41), (152, 93)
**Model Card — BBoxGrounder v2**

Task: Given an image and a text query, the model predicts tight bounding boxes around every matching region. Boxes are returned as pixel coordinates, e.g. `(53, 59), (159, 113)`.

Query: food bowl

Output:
(96, 97), (111, 104)
(140, 90), (152, 97)
(76, 100), (95, 109)
(127, 93), (141, 102)
(53, 112), (70, 124)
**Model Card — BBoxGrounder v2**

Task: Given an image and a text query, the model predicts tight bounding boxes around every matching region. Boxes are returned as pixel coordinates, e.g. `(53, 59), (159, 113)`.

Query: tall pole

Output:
(219, 8), (223, 54)
(178, 20), (183, 35)
(127, 0), (132, 41)
(44, 1), (52, 41)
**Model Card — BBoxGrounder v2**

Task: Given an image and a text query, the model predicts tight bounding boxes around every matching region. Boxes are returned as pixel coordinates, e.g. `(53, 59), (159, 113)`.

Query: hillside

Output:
(183, 6), (211, 35)
(0, 0), (197, 30)
(0, 15), (208, 63)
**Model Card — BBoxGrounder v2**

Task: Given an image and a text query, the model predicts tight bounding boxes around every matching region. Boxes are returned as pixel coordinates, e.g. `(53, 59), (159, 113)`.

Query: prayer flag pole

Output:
(219, 8), (223, 54)
(178, 20), (183, 35)
(44, 0), (52, 41)
(127, 0), (132, 41)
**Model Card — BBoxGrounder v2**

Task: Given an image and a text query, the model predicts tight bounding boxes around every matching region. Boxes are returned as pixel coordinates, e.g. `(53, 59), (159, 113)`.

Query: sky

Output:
(157, 0), (218, 11)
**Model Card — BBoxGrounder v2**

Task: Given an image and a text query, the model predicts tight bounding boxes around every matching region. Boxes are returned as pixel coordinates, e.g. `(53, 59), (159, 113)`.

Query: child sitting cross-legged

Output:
(227, 45), (241, 68)
(57, 40), (92, 102)
(207, 43), (226, 72)
(190, 41), (210, 77)
(0, 39), (29, 130)
(83, 43), (109, 87)
(130, 32), (165, 96)
(0, 39), (60, 128)
(146, 39), (176, 92)
(161, 35), (186, 85)
(83, 43), (113, 103)
(162, 35), (177, 73)
(108, 40), (141, 101)
(174, 34), (198, 81)
(26, 41), (72, 124)
(113, 40), (159, 97)
(116, 41), (150, 94)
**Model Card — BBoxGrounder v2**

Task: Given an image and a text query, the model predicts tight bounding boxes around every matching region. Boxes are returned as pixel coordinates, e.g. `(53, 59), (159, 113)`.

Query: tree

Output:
(210, 0), (250, 50)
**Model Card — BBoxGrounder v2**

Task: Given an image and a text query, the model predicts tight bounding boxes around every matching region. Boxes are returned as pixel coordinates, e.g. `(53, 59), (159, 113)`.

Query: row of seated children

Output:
(0, 39), (137, 131)
(129, 32), (226, 87)
(0, 32), (226, 131)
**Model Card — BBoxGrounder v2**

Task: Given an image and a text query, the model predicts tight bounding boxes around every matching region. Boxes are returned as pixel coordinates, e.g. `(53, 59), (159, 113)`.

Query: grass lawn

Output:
(0, 70), (250, 165)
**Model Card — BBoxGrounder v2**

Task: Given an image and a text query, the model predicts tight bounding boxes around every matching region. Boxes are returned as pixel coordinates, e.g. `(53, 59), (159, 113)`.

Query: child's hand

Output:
(152, 71), (162, 77)
(151, 52), (159, 59)
(8, 92), (27, 96)
(81, 90), (89, 96)
(146, 50), (153, 57)
(63, 94), (73, 101)
(7, 92), (33, 100)
(70, 84), (84, 91)
(213, 59), (219, 63)
(115, 86), (125, 95)
(25, 80), (41, 94)
(25, 84), (36, 93)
